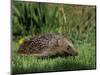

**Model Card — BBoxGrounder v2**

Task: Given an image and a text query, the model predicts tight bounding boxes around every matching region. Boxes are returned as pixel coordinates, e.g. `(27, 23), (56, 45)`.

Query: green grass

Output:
(12, 41), (96, 74)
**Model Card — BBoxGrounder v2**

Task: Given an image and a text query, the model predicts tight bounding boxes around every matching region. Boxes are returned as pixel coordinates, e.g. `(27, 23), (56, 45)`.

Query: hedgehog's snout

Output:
(73, 51), (78, 56)
(65, 47), (78, 56)
(69, 50), (78, 56)
(67, 51), (78, 56)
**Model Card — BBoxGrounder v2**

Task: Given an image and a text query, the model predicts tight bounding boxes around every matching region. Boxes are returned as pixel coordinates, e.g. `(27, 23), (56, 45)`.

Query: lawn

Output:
(12, 41), (96, 74)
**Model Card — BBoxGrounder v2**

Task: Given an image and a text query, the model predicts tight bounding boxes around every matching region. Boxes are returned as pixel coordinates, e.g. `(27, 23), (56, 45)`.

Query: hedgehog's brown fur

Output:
(18, 33), (78, 57)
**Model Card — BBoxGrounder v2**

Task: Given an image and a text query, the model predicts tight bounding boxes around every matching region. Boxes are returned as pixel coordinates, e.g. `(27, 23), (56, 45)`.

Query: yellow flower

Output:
(19, 37), (25, 45)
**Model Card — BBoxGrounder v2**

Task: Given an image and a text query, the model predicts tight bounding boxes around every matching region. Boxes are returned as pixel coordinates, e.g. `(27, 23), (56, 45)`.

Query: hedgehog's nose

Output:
(74, 51), (78, 56)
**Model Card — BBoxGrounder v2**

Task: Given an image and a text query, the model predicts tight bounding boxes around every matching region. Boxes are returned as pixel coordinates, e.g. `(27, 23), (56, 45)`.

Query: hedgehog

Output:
(17, 33), (78, 57)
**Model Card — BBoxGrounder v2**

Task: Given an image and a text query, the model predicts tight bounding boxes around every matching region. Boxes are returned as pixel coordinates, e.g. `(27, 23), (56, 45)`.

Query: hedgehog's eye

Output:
(67, 47), (69, 50)
(67, 46), (70, 50)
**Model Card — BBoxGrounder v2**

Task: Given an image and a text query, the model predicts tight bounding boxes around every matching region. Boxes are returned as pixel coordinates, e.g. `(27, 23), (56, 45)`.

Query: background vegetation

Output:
(12, 1), (96, 74)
